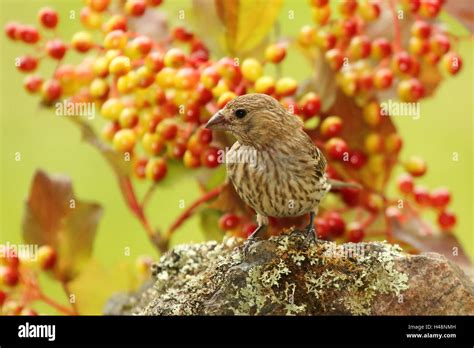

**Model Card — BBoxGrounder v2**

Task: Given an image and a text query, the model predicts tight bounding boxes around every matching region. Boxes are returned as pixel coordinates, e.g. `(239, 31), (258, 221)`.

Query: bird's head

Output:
(205, 93), (302, 147)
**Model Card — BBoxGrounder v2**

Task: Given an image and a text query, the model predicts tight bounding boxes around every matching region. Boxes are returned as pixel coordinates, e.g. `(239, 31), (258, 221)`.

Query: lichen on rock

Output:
(105, 230), (474, 316)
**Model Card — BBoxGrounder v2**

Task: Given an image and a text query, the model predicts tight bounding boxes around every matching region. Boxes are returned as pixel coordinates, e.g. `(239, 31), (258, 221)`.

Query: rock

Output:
(105, 230), (474, 315)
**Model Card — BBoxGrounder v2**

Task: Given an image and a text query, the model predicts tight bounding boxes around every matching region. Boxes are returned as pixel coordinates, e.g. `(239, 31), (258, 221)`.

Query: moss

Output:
(138, 230), (409, 315)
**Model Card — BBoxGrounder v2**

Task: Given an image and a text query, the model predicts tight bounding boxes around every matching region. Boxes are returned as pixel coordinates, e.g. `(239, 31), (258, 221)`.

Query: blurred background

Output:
(0, 0), (472, 314)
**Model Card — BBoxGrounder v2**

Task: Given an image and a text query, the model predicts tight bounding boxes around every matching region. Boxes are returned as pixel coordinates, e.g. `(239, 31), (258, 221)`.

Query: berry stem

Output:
(38, 292), (76, 315)
(387, 0), (402, 52)
(165, 185), (224, 239)
(119, 176), (168, 253)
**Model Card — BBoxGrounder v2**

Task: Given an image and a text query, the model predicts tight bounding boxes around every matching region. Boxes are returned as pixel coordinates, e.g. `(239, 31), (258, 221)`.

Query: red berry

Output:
(219, 213), (240, 231)
(374, 68), (393, 89)
(0, 290), (6, 306)
(347, 223), (365, 243)
(41, 79), (62, 102)
(430, 34), (450, 55)
(325, 48), (344, 71)
(414, 186), (430, 206)
(201, 146), (221, 168)
(438, 210), (456, 230)
(46, 39), (67, 60)
(197, 127), (213, 144)
(125, 0), (147, 16)
(145, 157), (168, 182)
(173, 27), (193, 42)
(442, 52), (462, 75)
(430, 187), (451, 208)
(24, 75), (42, 93)
(326, 212), (345, 237)
(325, 138), (349, 161)
(5, 22), (20, 40)
(0, 266), (19, 287)
(242, 222), (258, 237)
(17, 55), (38, 72)
(411, 20), (431, 39)
(19, 25), (40, 44)
(397, 174), (414, 194)
(315, 217), (330, 239)
(184, 104), (200, 123)
(157, 120), (178, 140)
(392, 52), (412, 74)
(196, 84), (213, 105)
(38, 245), (57, 270)
(301, 94), (321, 118)
(320, 116), (343, 138)
(371, 38), (392, 59)
(38, 7), (59, 29)
(341, 187), (360, 207)
(348, 150), (367, 169)
(134, 157), (148, 179)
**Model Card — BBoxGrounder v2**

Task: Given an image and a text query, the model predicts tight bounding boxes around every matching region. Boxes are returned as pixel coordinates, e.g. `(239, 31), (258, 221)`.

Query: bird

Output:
(205, 93), (356, 252)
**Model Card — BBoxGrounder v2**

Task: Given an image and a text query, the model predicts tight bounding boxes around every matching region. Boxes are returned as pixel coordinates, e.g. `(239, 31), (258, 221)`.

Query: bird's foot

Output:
(242, 225), (264, 256)
(304, 212), (318, 245)
(304, 224), (318, 245)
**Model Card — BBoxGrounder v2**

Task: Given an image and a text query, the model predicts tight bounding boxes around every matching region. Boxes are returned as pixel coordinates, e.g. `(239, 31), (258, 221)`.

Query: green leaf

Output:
(199, 209), (224, 242)
(22, 170), (103, 282)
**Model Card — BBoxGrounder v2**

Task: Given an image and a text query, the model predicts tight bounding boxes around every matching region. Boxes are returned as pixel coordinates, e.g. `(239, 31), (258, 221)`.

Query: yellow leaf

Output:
(215, 0), (283, 55)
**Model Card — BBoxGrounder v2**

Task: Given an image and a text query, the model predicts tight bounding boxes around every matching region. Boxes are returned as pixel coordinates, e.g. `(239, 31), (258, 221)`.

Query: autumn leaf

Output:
(69, 259), (142, 314)
(192, 0), (282, 56)
(22, 170), (103, 282)
(391, 216), (471, 268)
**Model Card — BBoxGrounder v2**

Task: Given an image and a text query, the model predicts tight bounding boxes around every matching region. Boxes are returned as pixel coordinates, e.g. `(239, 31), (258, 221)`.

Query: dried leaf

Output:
(392, 217), (471, 268)
(22, 170), (103, 282)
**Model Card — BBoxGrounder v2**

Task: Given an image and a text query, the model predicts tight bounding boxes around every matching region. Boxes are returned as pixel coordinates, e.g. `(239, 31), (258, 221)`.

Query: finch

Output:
(206, 93), (354, 250)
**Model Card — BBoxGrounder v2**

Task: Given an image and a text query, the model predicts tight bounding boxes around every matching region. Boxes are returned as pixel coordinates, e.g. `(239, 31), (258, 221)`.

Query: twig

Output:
(387, 0), (402, 52)
(165, 185), (224, 239)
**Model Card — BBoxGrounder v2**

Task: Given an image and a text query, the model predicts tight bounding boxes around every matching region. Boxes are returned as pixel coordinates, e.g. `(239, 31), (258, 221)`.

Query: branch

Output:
(165, 185), (224, 239)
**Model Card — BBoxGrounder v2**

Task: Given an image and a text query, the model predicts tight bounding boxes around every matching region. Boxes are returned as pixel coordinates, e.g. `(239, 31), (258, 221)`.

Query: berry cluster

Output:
(0, 245), (57, 315)
(305, 0), (462, 104)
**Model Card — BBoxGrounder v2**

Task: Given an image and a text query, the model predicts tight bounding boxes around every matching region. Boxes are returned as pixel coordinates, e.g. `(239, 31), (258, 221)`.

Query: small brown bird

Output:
(206, 93), (352, 251)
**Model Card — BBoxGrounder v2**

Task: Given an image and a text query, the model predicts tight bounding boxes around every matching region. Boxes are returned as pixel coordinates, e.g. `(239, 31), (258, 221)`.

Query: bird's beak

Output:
(205, 111), (228, 130)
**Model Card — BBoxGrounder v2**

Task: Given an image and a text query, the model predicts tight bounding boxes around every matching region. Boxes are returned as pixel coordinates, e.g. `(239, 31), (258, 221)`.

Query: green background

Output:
(1, 0), (472, 314)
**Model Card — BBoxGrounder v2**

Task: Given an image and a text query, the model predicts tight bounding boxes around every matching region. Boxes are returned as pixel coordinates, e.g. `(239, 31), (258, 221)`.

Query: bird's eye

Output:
(235, 109), (247, 118)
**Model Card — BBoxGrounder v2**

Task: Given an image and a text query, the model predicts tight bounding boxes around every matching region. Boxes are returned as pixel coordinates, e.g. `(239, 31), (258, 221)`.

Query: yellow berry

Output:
(71, 31), (93, 52)
(254, 75), (275, 94)
(89, 78), (109, 98)
(363, 102), (381, 127)
(275, 77), (297, 97)
(113, 129), (136, 153)
(156, 67), (176, 88)
(364, 132), (383, 154)
(241, 58), (263, 82)
(109, 56), (131, 76)
(101, 98), (124, 120)
(104, 30), (127, 50)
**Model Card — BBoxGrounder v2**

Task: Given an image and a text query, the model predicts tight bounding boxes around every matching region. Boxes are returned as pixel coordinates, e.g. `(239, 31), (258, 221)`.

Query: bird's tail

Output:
(327, 179), (362, 190)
